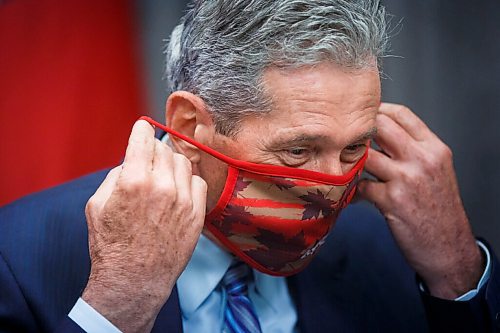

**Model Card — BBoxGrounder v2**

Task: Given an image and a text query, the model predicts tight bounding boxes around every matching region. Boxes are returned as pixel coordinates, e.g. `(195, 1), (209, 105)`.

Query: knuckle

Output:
(393, 104), (411, 119)
(391, 164), (405, 179)
(400, 169), (418, 184)
(176, 154), (193, 172)
(399, 104), (411, 112)
(85, 198), (96, 216)
(419, 141), (452, 172)
(421, 152), (442, 173)
(413, 145), (437, 173)
(397, 104), (412, 114)
(155, 181), (176, 199)
(119, 175), (150, 193)
(105, 167), (121, 181)
(156, 139), (172, 153)
(387, 185), (406, 206)
(437, 143), (453, 160)
(192, 175), (207, 191)
(85, 202), (100, 231)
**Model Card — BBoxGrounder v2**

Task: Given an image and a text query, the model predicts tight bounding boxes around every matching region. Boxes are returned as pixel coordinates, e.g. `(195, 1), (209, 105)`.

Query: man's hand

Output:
(82, 120), (207, 333)
(357, 103), (484, 300)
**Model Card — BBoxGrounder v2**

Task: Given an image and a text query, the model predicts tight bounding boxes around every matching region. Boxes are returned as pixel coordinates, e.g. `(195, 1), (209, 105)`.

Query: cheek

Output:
(198, 154), (229, 212)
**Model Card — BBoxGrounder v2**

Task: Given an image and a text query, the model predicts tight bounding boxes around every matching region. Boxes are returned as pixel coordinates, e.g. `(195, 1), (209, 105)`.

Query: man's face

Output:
(199, 62), (381, 211)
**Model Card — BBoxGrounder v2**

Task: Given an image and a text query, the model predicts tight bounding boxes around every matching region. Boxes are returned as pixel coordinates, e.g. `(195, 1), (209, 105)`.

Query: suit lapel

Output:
(287, 271), (340, 333)
(287, 258), (351, 333)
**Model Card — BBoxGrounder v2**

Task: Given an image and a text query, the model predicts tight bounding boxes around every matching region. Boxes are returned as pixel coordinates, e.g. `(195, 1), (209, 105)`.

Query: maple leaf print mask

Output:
(141, 116), (367, 276)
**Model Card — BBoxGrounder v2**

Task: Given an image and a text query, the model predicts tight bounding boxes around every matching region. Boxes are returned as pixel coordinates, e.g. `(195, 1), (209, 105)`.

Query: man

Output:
(1, 0), (499, 332)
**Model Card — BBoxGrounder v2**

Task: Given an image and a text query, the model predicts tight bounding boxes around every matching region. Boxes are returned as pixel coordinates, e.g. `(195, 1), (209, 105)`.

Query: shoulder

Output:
(0, 169), (109, 257)
(1, 168), (109, 224)
(0, 169), (110, 331)
(290, 202), (427, 332)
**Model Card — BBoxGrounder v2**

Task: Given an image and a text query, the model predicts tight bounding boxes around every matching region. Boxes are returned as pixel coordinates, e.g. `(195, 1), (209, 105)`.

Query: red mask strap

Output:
(141, 116), (236, 165)
(140, 116), (367, 185)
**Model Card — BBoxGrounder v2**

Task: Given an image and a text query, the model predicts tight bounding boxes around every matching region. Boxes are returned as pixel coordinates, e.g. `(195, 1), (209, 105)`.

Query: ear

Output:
(165, 91), (215, 168)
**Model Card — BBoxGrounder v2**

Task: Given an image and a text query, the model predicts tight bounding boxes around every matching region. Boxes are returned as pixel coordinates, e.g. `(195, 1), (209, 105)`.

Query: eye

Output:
(289, 148), (307, 156)
(341, 143), (367, 163)
(344, 144), (365, 153)
(277, 147), (312, 167)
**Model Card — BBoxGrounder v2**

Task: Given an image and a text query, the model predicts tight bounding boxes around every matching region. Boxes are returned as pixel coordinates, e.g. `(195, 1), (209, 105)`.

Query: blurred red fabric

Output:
(0, 0), (144, 205)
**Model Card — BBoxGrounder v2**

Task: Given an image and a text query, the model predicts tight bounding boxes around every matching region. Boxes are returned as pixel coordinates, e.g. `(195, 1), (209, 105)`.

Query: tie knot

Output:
(223, 261), (251, 296)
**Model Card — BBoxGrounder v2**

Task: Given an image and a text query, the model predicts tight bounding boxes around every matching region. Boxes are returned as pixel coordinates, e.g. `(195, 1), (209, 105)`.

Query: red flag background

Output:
(0, 0), (144, 205)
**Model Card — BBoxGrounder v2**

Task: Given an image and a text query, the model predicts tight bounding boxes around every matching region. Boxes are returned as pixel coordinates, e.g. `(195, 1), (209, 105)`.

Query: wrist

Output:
(423, 243), (484, 299)
(82, 271), (170, 333)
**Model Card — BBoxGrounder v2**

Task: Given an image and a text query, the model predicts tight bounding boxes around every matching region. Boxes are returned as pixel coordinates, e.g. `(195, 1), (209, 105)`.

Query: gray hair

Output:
(165, 0), (388, 136)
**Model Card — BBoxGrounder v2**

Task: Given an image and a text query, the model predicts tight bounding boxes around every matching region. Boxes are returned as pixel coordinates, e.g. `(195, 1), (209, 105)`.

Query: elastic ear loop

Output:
(141, 116), (239, 166)
(139, 116), (367, 185)
(140, 116), (365, 276)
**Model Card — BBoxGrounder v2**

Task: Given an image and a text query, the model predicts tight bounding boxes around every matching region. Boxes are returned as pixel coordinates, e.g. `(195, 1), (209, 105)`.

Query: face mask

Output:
(141, 116), (367, 276)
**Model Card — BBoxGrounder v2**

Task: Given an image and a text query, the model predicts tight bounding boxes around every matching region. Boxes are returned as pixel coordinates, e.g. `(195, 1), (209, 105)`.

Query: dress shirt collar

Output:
(252, 270), (283, 313)
(176, 233), (283, 317)
(176, 234), (233, 317)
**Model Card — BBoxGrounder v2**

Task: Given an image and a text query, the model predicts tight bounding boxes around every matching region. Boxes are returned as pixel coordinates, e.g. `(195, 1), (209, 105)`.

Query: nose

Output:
(318, 156), (344, 175)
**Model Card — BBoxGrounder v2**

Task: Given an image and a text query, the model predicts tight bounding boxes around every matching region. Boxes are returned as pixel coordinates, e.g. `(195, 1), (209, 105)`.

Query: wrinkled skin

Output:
(83, 121), (207, 332)
(83, 63), (483, 332)
(358, 103), (482, 298)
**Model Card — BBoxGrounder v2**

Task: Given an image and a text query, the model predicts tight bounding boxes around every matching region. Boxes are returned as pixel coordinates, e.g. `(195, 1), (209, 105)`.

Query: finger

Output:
(356, 179), (389, 212)
(190, 175), (208, 223)
(364, 148), (400, 182)
(152, 139), (176, 194)
(152, 139), (173, 171)
(172, 153), (193, 205)
(378, 103), (431, 142)
(89, 166), (121, 211)
(375, 113), (413, 159)
(122, 120), (156, 177)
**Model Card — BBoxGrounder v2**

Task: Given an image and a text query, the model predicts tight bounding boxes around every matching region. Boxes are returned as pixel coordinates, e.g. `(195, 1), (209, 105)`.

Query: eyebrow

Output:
(270, 127), (377, 148)
(350, 127), (377, 144)
(270, 134), (330, 148)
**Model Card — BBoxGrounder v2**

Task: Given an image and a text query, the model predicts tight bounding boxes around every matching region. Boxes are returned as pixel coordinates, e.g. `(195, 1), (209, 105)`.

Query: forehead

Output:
(235, 62), (381, 147)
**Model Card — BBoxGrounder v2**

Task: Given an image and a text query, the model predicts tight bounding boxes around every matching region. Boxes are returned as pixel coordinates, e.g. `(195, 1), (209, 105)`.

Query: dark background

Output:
(136, 0), (500, 252)
(381, 0), (500, 254)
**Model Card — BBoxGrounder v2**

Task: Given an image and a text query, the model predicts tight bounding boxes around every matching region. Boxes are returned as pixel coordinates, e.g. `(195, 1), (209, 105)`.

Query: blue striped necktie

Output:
(222, 261), (263, 333)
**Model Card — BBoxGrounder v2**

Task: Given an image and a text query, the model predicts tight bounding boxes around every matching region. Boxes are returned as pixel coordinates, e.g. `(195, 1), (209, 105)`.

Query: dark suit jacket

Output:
(1, 169), (499, 332)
